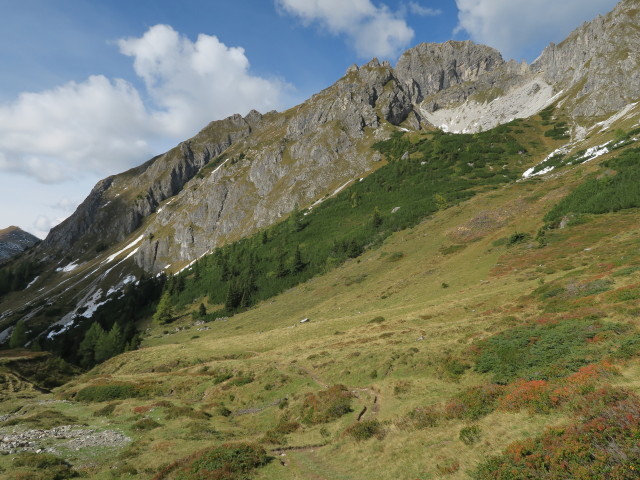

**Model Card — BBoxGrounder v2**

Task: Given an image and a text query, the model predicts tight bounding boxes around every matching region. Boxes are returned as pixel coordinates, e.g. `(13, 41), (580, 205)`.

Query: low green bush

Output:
(75, 383), (139, 402)
(459, 425), (482, 445)
(345, 419), (384, 441)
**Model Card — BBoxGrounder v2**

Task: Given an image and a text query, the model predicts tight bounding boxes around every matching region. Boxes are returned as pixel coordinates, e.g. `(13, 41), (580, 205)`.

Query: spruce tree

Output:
(292, 245), (305, 273)
(9, 320), (28, 349)
(78, 322), (105, 367)
(372, 207), (383, 228)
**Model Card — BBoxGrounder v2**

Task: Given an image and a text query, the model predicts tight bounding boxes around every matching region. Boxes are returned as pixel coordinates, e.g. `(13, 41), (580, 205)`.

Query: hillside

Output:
(1, 1), (640, 479)
(1, 104), (640, 479)
(0, 226), (38, 262)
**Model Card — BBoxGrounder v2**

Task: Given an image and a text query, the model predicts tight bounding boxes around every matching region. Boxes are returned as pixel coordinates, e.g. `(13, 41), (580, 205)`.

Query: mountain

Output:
(0, 226), (39, 262)
(2, 0), (639, 346)
(2, 1), (640, 478)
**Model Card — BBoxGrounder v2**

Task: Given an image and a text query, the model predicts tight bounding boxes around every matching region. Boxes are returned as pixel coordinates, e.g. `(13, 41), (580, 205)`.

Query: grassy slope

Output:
(2, 113), (640, 479)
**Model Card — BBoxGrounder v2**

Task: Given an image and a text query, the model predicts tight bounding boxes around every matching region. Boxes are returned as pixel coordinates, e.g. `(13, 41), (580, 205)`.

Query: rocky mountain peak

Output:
(0, 227), (39, 262)
(395, 40), (505, 104)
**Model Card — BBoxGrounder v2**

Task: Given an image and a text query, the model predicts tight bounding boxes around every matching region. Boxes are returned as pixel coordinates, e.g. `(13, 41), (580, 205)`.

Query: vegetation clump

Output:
(345, 419), (384, 441)
(75, 382), (140, 402)
(153, 443), (269, 480)
(12, 452), (78, 479)
(301, 384), (353, 424)
(473, 318), (634, 384)
(474, 388), (640, 479)
(545, 147), (640, 226)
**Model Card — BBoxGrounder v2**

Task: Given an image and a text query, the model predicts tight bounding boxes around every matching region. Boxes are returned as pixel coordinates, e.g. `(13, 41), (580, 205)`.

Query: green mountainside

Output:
(1, 1), (640, 479)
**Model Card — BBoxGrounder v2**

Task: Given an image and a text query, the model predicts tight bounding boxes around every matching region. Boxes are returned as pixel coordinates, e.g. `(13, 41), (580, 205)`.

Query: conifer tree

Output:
(372, 207), (383, 228)
(78, 322), (105, 367)
(292, 245), (305, 273)
(153, 291), (174, 324)
(9, 320), (27, 349)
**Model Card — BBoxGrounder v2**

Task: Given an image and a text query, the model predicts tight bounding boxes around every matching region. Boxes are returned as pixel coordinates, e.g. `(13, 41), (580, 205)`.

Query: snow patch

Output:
(26, 276), (39, 289)
(79, 289), (108, 319)
(594, 102), (638, 132)
(56, 261), (81, 273)
(332, 180), (352, 197)
(576, 143), (610, 163)
(307, 180), (354, 213)
(47, 318), (75, 339)
(522, 144), (571, 179)
(103, 235), (144, 264)
(106, 275), (137, 297)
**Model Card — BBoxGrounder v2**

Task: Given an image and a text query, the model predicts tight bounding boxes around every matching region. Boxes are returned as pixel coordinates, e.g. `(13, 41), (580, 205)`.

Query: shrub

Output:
(368, 316), (385, 324)
(474, 388), (640, 480)
(345, 419), (384, 441)
(165, 405), (211, 420)
(215, 405), (232, 417)
(153, 443), (269, 480)
(445, 384), (505, 420)
(459, 425), (482, 445)
(301, 384), (353, 424)
(133, 417), (161, 430)
(499, 379), (553, 414)
(473, 318), (629, 384)
(75, 383), (139, 402)
(93, 402), (119, 417)
(404, 406), (440, 429)
(507, 232), (531, 246)
(13, 452), (78, 479)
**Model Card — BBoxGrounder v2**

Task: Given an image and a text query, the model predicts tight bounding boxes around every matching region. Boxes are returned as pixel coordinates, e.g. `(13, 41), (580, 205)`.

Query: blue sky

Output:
(0, 0), (620, 238)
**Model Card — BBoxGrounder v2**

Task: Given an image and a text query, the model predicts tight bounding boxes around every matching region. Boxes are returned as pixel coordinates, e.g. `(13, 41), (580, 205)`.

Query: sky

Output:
(0, 0), (620, 238)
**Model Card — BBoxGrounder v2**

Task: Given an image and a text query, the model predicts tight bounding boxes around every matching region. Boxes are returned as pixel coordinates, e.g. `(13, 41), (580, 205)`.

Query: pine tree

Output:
(289, 204), (306, 232)
(78, 322), (105, 367)
(276, 252), (289, 278)
(198, 303), (207, 317)
(94, 323), (122, 363)
(372, 207), (383, 228)
(292, 245), (305, 273)
(153, 291), (174, 324)
(9, 320), (28, 349)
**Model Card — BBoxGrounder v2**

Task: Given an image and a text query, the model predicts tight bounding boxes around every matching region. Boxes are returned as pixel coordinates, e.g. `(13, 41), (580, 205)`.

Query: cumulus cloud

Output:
(52, 197), (78, 213)
(276, 0), (414, 58)
(118, 25), (288, 137)
(408, 2), (442, 17)
(455, 0), (619, 60)
(32, 215), (65, 239)
(0, 25), (289, 184)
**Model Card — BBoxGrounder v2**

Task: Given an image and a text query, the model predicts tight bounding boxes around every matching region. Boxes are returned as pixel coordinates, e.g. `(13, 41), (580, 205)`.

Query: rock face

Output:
(532, 0), (640, 117)
(0, 227), (39, 262)
(27, 0), (640, 275)
(395, 40), (505, 104)
(134, 60), (419, 271)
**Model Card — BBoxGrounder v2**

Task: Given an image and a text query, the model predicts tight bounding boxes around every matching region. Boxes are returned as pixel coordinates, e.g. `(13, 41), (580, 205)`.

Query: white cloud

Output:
(276, 0), (414, 58)
(408, 2), (442, 16)
(33, 215), (65, 239)
(53, 197), (78, 213)
(455, 0), (620, 60)
(118, 25), (288, 137)
(0, 25), (289, 184)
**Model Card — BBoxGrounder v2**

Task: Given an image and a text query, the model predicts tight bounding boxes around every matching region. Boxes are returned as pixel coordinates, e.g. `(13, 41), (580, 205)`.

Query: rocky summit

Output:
(0, 227), (39, 262)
